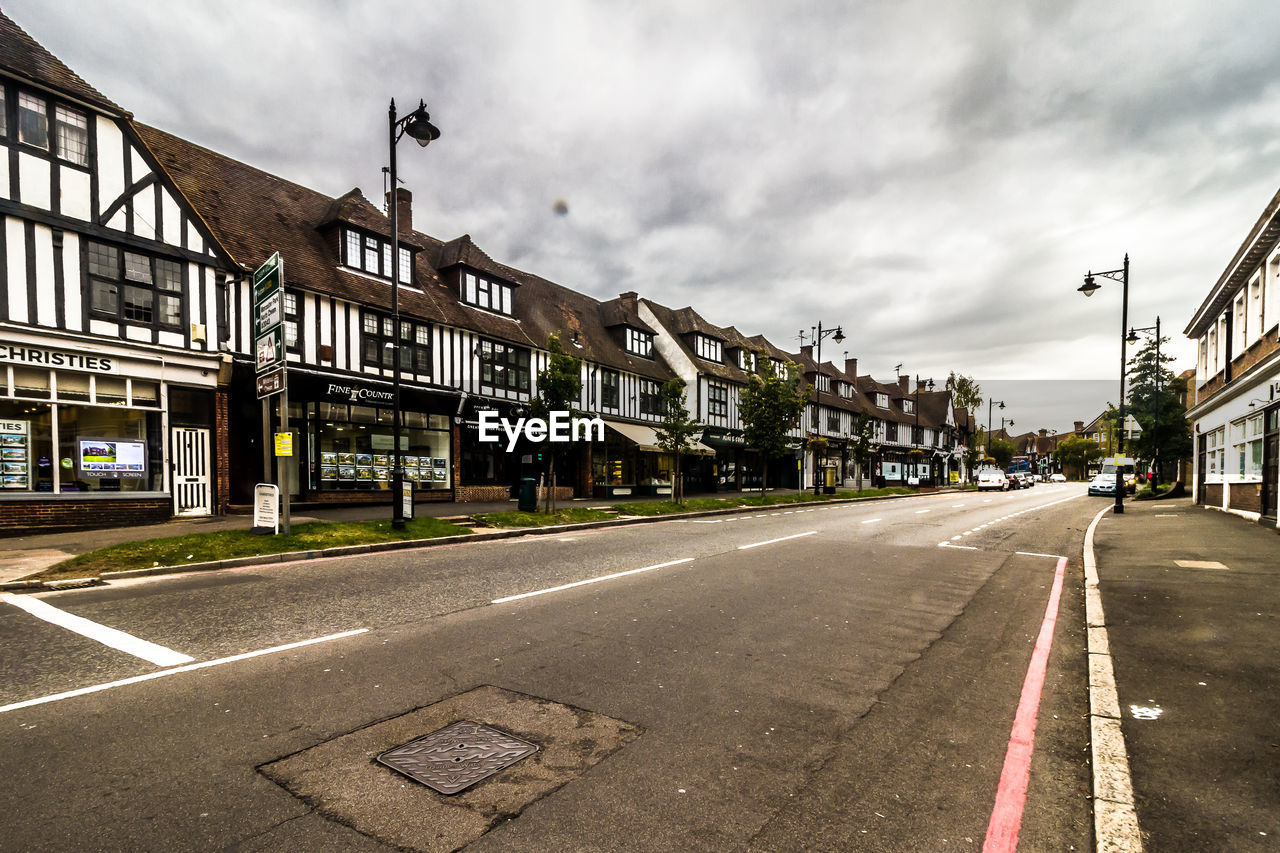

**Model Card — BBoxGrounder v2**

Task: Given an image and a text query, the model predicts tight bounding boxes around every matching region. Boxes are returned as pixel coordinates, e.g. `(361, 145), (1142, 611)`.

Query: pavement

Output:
(1090, 496), (1278, 851)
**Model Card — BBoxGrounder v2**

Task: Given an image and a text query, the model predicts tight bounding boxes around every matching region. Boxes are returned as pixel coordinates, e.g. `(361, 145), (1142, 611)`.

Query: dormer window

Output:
(815, 375), (830, 392)
(737, 350), (756, 372)
(838, 382), (853, 399)
(462, 272), (514, 316)
(342, 228), (412, 285)
(694, 335), (722, 363)
(875, 393), (889, 408)
(625, 328), (653, 358)
(903, 399), (915, 414)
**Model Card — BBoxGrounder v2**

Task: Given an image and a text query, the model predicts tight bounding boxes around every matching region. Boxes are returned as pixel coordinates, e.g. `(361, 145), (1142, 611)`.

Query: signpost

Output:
(254, 253), (290, 534)
(252, 483), (280, 535)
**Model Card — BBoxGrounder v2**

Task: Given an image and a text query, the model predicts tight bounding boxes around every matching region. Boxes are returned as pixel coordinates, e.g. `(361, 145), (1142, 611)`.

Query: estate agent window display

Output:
(310, 402), (451, 492)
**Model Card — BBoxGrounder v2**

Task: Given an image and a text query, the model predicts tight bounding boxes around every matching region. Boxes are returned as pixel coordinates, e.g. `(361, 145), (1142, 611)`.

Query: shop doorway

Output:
(172, 427), (212, 516)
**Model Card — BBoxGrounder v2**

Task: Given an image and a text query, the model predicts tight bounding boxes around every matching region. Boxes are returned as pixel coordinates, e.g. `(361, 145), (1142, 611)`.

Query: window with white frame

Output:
(283, 292), (300, 352)
(1208, 325), (1218, 374)
(362, 312), (431, 373)
(54, 105), (88, 166)
(1249, 276), (1263, 345)
(18, 92), (48, 149)
(86, 241), (183, 329)
(1205, 426), (1224, 481)
(815, 374), (830, 392)
(707, 381), (728, 417)
(694, 335), (722, 362)
(737, 349), (755, 372)
(1231, 414), (1264, 480)
(875, 393), (889, 408)
(1235, 292), (1247, 352)
(1199, 336), (1208, 383)
(341, 228), (413, 286)
(827, 409), (840, 432)
(462, 272), (514, 316)
(770, 358), (785, 376)
(838, 382), (853, 399)
(625, 328), (653, 358)
(902, 399), (914, 414)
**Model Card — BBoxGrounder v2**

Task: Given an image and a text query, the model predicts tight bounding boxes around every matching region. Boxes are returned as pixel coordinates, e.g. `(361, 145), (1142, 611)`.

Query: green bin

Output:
(518, 478), (538, 512)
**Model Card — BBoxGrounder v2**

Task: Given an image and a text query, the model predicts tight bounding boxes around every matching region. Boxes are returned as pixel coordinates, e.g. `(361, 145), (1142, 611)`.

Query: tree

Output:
(528, 333), (582, 513)
(847, 412), (877, 490)
(738, 359), (810, 494)
(946, 373), (981, 480)
(654, 378), (701, 505)
(1056, 435), (1102, 480)
(1126, 335), (1192, 484)
(988, 436), (1016, 470)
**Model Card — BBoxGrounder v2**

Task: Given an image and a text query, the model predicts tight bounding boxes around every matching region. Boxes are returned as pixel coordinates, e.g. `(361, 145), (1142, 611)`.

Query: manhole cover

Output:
(376, 720), (538, 795)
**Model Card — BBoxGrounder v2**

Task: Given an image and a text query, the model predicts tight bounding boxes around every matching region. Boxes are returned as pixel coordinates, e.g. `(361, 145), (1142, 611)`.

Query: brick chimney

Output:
(386, 188), (412, 234)
(1074, 420), (1085, 433)
(800, 345), (814, 362)
(898, 375), (909, 394)
(845, 358), (858, 382)
(1039, 428), (1048, 436)
(618, 291), (638, 312)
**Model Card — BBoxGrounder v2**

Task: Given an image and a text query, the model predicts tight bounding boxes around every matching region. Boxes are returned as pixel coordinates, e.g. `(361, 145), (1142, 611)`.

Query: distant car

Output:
(1088, 473), (1118, 496)
(1049, 473), (1067, 483)
(1018, 472), (1035, 487)
(977, 469), (1009, 491)
(1030, 473), (1042, 483)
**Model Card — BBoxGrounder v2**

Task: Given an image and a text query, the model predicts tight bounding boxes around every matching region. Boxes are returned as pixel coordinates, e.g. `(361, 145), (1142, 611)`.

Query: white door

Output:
(172, 427), (212, 517)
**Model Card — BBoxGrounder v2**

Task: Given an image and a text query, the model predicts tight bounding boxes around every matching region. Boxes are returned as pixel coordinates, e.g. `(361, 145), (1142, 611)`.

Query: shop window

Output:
(1231, 415), (1264, 480)
(601, 369), (620, 409)
(57, 404), (162, 492)
(87, 241), (184, 330)
(170, 387), (213, 427)
(0, 401), (53, 492)
(316, 404), (451, 491)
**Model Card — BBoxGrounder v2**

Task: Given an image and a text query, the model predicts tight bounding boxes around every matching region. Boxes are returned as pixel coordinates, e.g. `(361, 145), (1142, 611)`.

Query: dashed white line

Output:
(861, 518), (881, 524)
(915, 509), (931, 514)
(493, 558), (696, 603)
(739, 531), (818, 550)
(1, 592), (193, 667)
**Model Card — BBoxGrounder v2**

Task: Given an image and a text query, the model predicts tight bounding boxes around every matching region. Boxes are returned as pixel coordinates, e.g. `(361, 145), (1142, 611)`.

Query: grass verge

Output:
(613, 487), (914, 516)
(30, 516), (470, 581)
(471, 507), (618, 528)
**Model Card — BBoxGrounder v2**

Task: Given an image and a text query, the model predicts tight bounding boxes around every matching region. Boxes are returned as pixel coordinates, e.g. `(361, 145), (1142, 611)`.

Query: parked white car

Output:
(1049, 473), (1067, 483)
(977, 469), (1009, 491)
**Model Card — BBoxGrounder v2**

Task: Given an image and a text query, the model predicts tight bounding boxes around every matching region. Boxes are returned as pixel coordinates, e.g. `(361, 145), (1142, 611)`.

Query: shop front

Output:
(593, 420), (715, 498)
(274, 371), (456, 504)
(0, 333), (223, 532)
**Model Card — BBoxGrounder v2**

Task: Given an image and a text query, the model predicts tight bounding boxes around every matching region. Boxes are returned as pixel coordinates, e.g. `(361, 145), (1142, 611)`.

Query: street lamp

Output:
(388, 98), (440, 529)
(986, 398), (1005, 462)
(914, 375), (934, 484)
(806, 322), (844, 495)
(1127, 315), (1161, 486)
(1079, 254), (1129, 515)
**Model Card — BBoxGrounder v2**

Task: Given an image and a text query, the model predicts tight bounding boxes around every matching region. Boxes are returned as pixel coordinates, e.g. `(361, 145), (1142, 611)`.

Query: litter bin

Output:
(518, 477), (538, 512)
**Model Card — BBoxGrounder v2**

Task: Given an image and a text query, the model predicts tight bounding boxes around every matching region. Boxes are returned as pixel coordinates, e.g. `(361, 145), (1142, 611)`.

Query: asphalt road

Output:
(0, 485), (1101, 851)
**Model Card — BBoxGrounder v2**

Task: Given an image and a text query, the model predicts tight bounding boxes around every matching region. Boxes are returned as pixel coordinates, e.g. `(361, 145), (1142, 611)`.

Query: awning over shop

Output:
(604, 420), (715, 456)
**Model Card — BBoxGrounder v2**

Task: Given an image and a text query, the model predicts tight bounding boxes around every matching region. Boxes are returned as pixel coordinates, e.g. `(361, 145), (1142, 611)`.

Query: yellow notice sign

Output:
(274, 432), (293, 456)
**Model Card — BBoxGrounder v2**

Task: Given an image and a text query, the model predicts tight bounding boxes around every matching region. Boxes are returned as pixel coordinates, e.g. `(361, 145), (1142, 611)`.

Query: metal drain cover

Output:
(376, 720), (539, 795)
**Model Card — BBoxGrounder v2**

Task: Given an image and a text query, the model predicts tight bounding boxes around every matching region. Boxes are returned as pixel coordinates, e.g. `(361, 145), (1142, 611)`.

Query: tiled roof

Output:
(643, 299), (753, 384)
(132, 122), (672, 381)
(0, 10), (124, 115)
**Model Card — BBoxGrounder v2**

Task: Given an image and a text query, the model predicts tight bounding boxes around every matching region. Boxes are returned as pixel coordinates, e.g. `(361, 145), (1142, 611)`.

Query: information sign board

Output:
(252, 482), (280, 535)
(256, 366), (285, 399)
(255, 327), (283, 372)
(274, 432), (293, 457)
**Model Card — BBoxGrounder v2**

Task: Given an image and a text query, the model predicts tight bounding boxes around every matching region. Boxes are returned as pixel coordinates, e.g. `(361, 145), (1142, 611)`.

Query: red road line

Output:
(983, 555), (1068, 852)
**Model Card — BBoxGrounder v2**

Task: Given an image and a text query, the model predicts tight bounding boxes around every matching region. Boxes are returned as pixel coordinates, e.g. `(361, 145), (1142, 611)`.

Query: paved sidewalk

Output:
(1092, 497), (1278, 851)
(0, 487), (838, 582)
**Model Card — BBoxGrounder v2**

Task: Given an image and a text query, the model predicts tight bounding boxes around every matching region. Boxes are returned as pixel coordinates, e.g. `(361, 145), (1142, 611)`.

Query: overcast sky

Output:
(12, 0), (1280, 433)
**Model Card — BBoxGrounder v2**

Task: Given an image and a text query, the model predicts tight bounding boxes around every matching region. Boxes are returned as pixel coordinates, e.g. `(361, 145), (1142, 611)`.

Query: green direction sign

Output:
(253, 252), (282, 301)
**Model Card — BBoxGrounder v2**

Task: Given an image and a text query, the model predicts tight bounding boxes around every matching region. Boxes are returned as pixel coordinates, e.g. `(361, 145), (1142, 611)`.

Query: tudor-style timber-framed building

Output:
(1186, 186), (1280, 526)
(0, 11), (236, 532)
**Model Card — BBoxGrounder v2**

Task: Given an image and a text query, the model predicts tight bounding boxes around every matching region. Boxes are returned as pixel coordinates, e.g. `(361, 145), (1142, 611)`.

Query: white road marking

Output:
(691, 520), (722, 524)
(738, 531), (817, 550)
(492, 558), (696, 603)
(939, 543), (979, 550)
(0, 629), (369, 714)
(952, 504), (965, 507)
(861, 518), (881, 524)
(1016, 551), (1066, 559)
(1174, 560), (1228, 570)
(1, 592), (194, 667)
(915, 509), (931, 514)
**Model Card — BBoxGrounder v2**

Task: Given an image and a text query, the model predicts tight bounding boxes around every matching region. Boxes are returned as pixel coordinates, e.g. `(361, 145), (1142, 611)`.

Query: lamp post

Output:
(914, 375), (934, 484)
(1079, 253), (1129, 514)
(387, 98), (440, 529)
(806, 322), (845, 495)
(1127, 315), (1161, 486)
(986, 398), (1005, 463)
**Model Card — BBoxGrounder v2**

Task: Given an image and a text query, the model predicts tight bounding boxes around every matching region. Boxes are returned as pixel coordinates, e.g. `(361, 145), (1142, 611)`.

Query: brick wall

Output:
(454, 484), (575, 503)
(0, 498), (170, 535)
(215, 388), (231, 515)
(1228, 482), (1263, 513)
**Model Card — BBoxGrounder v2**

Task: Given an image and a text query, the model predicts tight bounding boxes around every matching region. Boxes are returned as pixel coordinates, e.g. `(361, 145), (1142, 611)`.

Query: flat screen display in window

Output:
(77, 437), (148, 478)
(1, 420), (30, 489)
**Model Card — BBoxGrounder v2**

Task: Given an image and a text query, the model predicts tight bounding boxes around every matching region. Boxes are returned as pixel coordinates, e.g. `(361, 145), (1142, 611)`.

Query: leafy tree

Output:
(738, 360), (810, 494)
(1126, 335), (1192, 484)
(529, 332), (582, 513)
(847, 412), (877, 490)
(1056, 435), (1102, 479)
(654, 378), (701, 505)
(988, 436), (1016, 470)
(945, 372), (982, 417)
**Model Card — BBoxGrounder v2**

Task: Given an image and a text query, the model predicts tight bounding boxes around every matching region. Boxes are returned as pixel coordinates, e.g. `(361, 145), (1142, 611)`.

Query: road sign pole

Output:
(280, 380), (291, 536)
